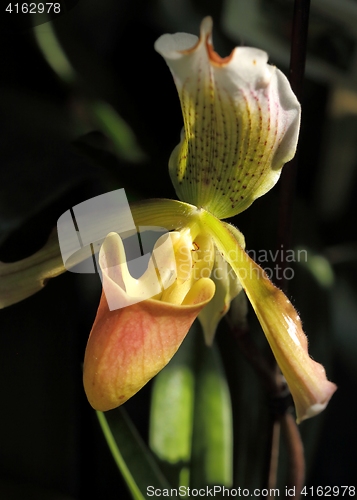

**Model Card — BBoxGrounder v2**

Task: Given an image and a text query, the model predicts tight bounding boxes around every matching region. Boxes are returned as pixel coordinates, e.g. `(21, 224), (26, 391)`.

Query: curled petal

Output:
(199, 222), (246, 345)
(247, 274), (337, 423)
(198, 249), (242, 346)
(83, 293), (213, 411)
(201, 211), (337, 422)
(155, 17), (301, 219)
(83, 232), (215, 411)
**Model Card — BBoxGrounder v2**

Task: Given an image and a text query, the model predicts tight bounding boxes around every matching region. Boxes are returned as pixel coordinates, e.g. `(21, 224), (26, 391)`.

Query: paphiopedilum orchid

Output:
(83, 17), (336, 422)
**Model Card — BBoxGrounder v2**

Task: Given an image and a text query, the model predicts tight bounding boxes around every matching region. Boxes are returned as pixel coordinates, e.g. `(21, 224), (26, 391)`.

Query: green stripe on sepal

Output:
(190, 335), (233, 488)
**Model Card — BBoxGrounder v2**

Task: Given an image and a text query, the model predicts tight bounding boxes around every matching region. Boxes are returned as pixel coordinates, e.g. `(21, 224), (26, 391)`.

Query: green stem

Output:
(96, 411), (145, 500)
(273, 0), (310, 493)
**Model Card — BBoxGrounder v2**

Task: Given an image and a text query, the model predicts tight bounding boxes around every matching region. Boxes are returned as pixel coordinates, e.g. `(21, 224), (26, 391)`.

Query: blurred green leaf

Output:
(296, 247), (334, 288)
(91, 101), (146, 163)
(149, 325), (234, 490)
(190, 337), (233, 489)
(149, 331), (196, 487)
(0, 88), (103, 245)
(34, 20), (146, 163)
(97, 408), (170, 500)
(34, 21), (76, 84)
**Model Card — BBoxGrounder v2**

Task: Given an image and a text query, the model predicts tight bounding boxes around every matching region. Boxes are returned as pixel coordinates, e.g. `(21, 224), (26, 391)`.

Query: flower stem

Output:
(270, 0), (311, 496)
(276, 0), (311, 291)
(281, 412), (305, 493)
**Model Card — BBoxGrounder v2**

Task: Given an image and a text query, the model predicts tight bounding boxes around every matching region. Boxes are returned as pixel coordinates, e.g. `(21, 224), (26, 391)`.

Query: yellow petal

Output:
(155, 17), (300, 218)
(198, 250), (242, 346)
(198, 222), (245, 345)
(200, 210), (337, 422)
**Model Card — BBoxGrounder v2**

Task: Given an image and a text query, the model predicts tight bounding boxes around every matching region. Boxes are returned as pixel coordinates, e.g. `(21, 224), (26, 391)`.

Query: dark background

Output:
(0, 0), (356, 498)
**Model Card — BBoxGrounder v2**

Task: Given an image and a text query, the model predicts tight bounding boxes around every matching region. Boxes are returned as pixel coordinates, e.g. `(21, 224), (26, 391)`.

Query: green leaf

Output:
(149, 331), (196, 487)
(97, 408), (170, 500)
(34, 21), (146, 164)
(90, 101), (146, 163)
(34, 20), (76, 84)
(190, 336), (233, 488)
(149, 324), (233, 490)
(296, 246), (334, 288)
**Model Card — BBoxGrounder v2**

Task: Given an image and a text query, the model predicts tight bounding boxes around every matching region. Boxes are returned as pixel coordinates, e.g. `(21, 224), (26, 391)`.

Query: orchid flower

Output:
(84, 17), (336, 422)
(82, 17), (336, 422)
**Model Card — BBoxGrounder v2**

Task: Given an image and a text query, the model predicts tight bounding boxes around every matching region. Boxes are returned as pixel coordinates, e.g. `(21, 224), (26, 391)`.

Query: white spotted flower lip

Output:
(155, 17), (301, 219)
